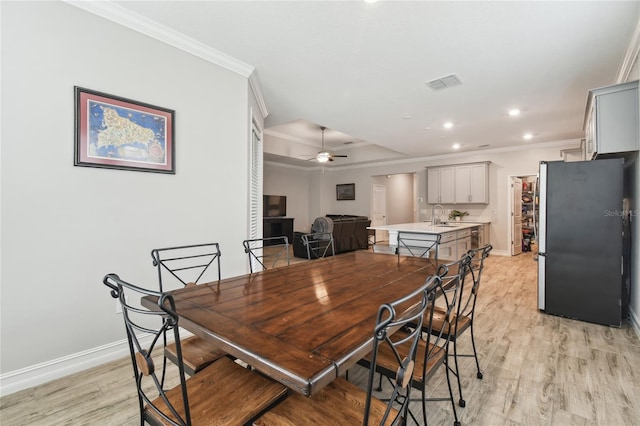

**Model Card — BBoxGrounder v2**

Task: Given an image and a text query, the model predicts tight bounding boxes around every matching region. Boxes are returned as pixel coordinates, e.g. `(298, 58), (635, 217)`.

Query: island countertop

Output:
(368, 221), (481, 235)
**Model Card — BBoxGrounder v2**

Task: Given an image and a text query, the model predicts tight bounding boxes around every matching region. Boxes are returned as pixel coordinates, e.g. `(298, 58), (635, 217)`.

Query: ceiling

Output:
(109, 1), (639, 168)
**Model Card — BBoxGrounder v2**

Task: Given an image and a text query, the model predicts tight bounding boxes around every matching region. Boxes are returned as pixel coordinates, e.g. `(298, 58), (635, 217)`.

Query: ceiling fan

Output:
(312, 126), (348, 163)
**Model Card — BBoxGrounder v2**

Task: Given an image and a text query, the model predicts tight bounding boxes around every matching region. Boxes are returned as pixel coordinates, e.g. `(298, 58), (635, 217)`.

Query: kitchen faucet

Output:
(432, 204), (445, 225)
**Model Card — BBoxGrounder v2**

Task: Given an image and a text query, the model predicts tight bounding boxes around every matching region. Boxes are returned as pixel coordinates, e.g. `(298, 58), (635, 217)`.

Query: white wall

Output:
(372, 173), (415, 225)
(1, 1), (252, 379)
(263, 164), (311, 232)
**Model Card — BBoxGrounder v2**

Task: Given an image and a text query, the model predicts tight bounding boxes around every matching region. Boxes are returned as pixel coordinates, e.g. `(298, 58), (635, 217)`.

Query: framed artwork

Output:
(74, 86), (175, 174)
(336, 183), (355, 200)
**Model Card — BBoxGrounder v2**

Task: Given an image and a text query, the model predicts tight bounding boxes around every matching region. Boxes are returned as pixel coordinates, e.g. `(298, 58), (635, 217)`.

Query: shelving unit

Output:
(521, 180), (538, 251)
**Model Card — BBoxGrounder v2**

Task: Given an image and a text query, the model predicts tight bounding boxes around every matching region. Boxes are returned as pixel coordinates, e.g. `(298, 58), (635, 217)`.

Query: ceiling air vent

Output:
(425, 74), (462, 91)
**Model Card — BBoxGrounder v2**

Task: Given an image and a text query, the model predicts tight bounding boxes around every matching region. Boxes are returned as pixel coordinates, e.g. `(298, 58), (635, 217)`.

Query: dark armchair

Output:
(293, 215), (371, 258)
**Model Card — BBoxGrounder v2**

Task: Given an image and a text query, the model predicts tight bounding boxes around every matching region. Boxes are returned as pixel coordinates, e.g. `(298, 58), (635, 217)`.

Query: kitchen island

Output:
(368, 221), (489, 261)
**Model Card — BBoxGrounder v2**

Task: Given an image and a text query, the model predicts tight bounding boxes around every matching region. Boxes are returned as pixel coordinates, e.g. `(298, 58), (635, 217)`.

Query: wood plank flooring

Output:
(2, 250), (639, 425)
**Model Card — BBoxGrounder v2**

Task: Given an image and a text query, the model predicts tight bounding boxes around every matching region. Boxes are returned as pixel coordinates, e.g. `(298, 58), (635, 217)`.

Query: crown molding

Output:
(617, 15), (640, 83)
(326, 139), (582, 172)
(249, 71), (269, 119)
(264, 160), (315, 171)
(64, 0), (254, 77)
(265, 139), (581, 172)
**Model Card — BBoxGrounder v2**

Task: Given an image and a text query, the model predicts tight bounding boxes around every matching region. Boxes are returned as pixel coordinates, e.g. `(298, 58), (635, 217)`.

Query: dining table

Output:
(141, 250), (439, 396)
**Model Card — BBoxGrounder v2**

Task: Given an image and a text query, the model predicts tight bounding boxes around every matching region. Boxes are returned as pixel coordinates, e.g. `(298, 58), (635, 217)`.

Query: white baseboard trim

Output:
(490, 249), (511, 257)
(0, 339), (131, 397)
(0, 329), (188, 397)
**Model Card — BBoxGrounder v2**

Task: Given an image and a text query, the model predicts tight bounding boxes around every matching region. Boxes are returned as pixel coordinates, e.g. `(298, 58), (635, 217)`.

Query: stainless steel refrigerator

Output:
(537, 159), (625, 327)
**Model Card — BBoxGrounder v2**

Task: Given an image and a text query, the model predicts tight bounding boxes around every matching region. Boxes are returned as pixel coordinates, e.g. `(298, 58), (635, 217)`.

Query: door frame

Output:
(507, 173), (537, 256)
(371, 183), (387, 242)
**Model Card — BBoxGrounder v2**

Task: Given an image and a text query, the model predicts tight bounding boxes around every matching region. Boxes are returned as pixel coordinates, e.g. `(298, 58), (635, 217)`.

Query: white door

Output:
(512, 177), (523, 255)
(372, 184), (387, 242)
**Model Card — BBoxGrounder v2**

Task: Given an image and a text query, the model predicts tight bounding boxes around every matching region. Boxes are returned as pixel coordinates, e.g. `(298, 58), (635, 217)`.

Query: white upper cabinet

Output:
(469, 163), (489, 203)
(428, 162), (489, 204)
(584, 80), (639, 160)
(427, 167), (455, 204)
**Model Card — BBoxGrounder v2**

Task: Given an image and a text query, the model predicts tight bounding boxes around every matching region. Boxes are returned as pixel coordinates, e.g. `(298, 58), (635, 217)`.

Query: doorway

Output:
(371, 173), (416, 243)
(510, 174), (538, 255)
(371, 184), (387, 242)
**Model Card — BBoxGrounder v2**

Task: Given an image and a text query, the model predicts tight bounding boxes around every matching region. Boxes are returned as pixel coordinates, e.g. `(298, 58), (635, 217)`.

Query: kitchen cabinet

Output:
(439, 228), (472, 261)
(427, 167), (454, 204)
(584, 80), (638, 160)
(479, 223), (490, 247)
(454, 163), (489, 204)
(428, 162), (489, 205)
(470, 223), (491, 248)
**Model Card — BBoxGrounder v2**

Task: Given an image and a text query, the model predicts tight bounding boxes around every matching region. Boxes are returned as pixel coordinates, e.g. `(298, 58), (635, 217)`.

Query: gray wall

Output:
(263, 165), (311, 232)
(1, 2), (252, 375)
(372, 173), (415, 225)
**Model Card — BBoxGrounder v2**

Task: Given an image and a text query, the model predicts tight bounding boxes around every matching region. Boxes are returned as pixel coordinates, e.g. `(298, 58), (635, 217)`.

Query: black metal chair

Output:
(151, 243), (226, 376)
(361, 254), (472, 426)
(254, 275), (440, 426)
(433, 243), (493, 408)
(243, 236), (290, 272)
(396, 231), (441, 266)
(103, 273), (287, 426)
(301, 232), (335, 259)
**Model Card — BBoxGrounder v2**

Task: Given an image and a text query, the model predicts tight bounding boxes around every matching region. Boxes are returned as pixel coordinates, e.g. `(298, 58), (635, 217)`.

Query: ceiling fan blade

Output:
(331, 155), (348, 158)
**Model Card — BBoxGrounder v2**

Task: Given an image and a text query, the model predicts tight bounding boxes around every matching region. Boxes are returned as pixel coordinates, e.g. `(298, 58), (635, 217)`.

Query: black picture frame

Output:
(336, 183), (355, 200)
(74, 86), (175, 174)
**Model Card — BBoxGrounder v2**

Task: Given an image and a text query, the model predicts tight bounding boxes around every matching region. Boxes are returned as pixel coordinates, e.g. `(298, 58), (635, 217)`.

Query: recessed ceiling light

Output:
(509, 109), (521, 117)
(452, 143), (461, 149)
(363, 0), (378, 3)
(423, 127), (432, 131)
(403, 115), (412, 120)
(523, 133), (533, 140)
(443, 121), (453, 129)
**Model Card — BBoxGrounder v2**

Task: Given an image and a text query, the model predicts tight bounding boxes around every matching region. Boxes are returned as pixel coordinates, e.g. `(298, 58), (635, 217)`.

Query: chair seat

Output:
(145, 357), (287, 425)
(428, 306), (471, 338)
(253, 377), (397, 426)
(359, 330), (447, 387)
(164, 335), (228, 375)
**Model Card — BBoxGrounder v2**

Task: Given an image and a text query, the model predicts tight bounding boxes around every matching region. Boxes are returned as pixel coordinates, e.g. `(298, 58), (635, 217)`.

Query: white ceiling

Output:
(107, 1), (639, 167)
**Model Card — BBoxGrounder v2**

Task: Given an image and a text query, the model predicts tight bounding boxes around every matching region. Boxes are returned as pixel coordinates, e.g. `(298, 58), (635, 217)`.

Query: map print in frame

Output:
(74, 87), (175, 174)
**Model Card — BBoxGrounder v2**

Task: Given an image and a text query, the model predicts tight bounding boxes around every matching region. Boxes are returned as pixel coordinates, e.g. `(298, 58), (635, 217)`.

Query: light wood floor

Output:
(2, 250), (639, 425)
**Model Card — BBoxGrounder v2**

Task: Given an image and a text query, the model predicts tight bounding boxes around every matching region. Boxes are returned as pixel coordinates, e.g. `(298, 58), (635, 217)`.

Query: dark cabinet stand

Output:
(263, 218), (294, 245)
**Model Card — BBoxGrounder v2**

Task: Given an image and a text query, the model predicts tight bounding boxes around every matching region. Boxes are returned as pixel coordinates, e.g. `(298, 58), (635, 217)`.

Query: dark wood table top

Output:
(142, 251), (438, 396)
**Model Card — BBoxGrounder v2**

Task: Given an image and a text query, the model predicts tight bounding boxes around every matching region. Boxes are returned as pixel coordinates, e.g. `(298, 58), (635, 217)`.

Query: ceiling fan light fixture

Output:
(317, 152), (330, 163)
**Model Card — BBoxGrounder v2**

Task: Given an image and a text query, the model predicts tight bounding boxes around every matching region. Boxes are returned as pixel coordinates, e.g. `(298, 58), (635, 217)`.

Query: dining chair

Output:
(151, 243), (227, 376)
(103, 273), (287, 426)
(243, 236), (290, 272)
(434, 243), (493, 408)
(396, 231), (441, 266)
(360, 254), (472, 426)
(253, 274), (441, 426)
(301, 232), (335, 259)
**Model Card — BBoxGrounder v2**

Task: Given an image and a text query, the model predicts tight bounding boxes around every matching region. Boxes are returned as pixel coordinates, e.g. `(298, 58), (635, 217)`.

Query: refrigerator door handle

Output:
(538, 252), (546, 310)
(537, 162), (548, 311)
